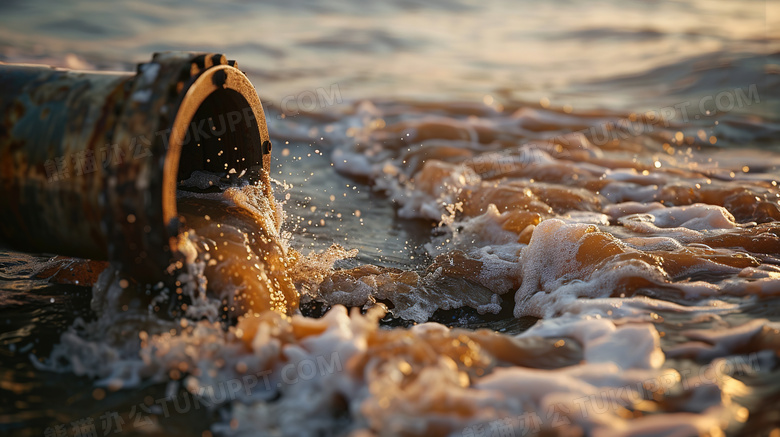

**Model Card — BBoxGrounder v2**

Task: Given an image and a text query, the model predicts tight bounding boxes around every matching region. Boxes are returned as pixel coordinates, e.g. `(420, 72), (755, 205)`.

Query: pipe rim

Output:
(162, 64), (271, 248)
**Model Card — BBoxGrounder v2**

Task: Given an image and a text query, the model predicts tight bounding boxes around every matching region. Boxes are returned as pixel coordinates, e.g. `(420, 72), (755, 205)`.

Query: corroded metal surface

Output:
(0, 52), (273, 281)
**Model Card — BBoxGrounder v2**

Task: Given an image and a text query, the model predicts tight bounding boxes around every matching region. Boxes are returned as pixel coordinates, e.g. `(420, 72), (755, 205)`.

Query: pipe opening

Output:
(177, 88), (264, 187)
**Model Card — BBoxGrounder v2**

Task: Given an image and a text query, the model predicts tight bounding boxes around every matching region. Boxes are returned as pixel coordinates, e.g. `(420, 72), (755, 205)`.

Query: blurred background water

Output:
(0, 0), (777, 111)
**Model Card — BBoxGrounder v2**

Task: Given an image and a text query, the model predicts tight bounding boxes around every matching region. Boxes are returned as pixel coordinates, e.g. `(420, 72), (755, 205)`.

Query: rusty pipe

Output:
(0, 52), (273, 281)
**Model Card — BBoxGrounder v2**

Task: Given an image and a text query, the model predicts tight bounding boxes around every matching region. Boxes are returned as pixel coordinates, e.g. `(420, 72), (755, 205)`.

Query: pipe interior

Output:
(177, 88), (263, 185)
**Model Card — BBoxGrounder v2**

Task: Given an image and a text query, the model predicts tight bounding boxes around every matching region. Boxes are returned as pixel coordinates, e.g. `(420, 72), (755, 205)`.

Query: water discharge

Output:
(174, 182), (298, 319)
